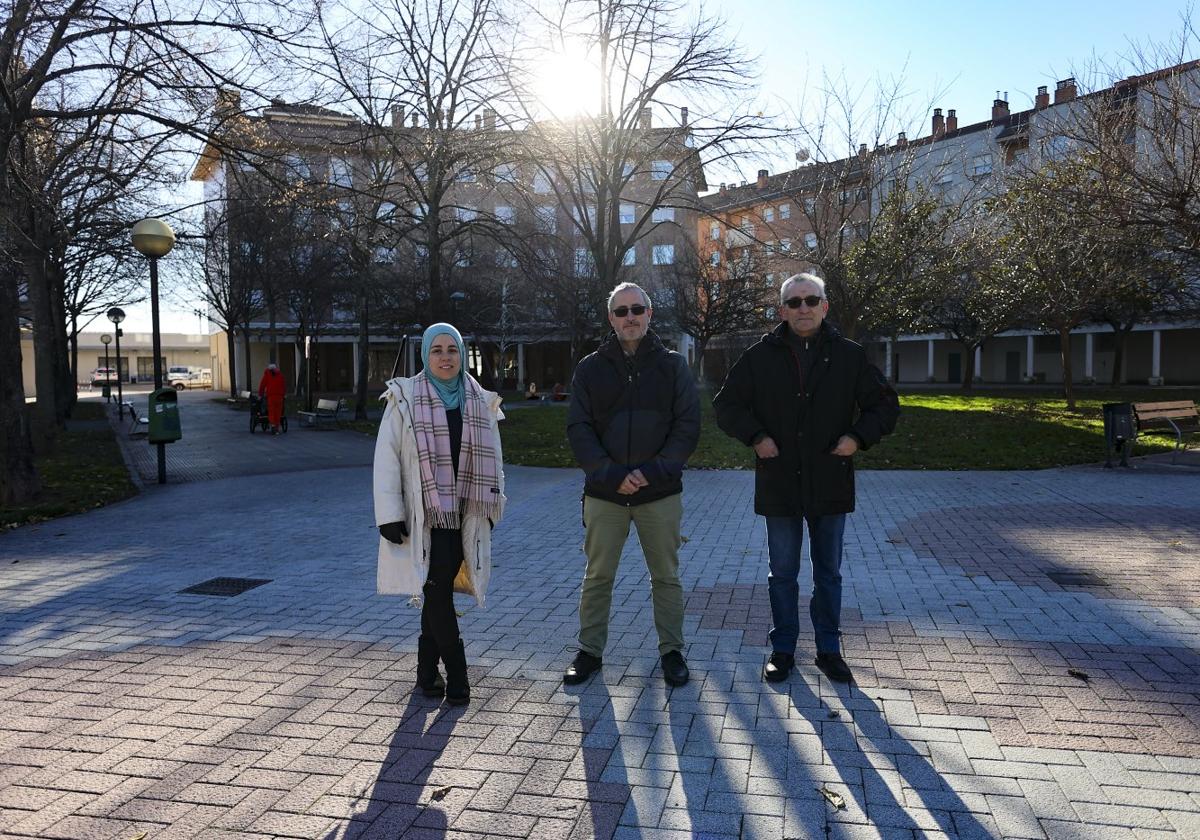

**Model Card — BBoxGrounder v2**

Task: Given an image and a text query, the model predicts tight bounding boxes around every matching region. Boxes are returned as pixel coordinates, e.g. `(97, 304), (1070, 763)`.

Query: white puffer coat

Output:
(372, 376), (506, 606)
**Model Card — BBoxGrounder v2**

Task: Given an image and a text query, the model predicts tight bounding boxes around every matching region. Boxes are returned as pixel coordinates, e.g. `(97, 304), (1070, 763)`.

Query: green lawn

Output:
(495, 389), (1199, 471)
(1, 402), (138, 529)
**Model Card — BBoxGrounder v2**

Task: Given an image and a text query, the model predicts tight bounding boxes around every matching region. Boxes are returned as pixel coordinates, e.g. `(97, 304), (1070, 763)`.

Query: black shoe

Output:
(416, 635), (445, 697)
(763, 652), (794, 683)
(661, 650), (689, 687)
(442, 639), (470, 705)
(815, 652), (854, 683)
(563, 651), (602, 685)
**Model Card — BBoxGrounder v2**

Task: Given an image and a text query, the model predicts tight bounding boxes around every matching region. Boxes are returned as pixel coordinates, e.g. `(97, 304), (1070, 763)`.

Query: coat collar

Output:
(597, 329), (667, 364)
(382, 374), (502, 413)
(763, 320), (839, 347)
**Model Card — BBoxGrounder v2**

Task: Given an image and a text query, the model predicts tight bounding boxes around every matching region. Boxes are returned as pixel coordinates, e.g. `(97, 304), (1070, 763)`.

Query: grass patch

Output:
(340, 388), (1199, 471)
(1, 412), (138, 529)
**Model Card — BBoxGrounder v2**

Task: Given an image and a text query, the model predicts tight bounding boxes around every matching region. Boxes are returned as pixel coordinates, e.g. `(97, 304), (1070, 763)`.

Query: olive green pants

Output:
(579, 493), (685, 657)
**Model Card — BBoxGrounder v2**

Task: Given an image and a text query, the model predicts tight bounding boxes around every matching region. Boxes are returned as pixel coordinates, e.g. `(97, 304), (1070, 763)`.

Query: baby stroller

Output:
(249, 393), (288, 434)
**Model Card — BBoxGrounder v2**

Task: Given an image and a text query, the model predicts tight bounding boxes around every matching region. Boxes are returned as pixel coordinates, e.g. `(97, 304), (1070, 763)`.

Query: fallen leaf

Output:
(827, 709), (840, 719)
(818, 786), (846, 810)
(1067, 669), (1090, 682)
(128, 833), (148, 840)
(430, 786), (453, 801)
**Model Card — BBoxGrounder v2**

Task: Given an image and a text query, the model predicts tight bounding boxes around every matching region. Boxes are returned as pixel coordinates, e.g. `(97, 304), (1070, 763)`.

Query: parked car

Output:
(90, 367), (118, 387)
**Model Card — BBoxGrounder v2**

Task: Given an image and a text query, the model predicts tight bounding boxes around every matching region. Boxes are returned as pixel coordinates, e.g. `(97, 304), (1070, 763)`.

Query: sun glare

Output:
(534, 48), (600, 119)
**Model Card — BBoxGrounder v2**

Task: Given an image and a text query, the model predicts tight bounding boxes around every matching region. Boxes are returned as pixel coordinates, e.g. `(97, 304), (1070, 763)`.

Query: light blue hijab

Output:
(420, 323), (467, 410)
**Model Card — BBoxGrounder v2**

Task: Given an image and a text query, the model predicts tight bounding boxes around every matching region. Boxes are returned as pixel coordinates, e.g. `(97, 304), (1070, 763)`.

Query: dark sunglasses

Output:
(611, 304), (647, 317)
(784, 295), (825, 309)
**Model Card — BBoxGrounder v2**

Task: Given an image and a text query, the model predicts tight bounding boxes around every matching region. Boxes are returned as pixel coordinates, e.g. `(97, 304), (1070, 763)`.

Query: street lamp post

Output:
(107, 307), (126, 417)
(100, 334), (112, 403)
(131, 218), (176, 485)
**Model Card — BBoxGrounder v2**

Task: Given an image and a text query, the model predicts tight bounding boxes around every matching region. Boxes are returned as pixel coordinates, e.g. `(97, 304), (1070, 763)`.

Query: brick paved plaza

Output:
(1, 416), (1198, 838)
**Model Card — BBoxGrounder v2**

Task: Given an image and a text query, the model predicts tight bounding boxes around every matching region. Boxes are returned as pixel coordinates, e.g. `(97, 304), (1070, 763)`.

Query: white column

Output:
(926, 339), (935, 382)
(517, 343), (526, 390)
(884, 339), (893, 381)
(1084, 333), (1094, 382)
(233, 333), (243, 390)
(351, 339), (361, 385)
(1026, 334), (1035, 380)
(1151, 330), (1162, 382)
(974, 346), (982, 382)
(294, 343), (302, 390)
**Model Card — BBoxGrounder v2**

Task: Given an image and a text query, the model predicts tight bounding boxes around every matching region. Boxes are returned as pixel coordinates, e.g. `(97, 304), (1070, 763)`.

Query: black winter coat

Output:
(567, 330), (700, 506)
(713, 322), (899, 517)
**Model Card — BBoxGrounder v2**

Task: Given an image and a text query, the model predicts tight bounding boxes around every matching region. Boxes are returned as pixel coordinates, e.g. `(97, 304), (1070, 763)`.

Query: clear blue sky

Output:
(130, 0), (1195, 334)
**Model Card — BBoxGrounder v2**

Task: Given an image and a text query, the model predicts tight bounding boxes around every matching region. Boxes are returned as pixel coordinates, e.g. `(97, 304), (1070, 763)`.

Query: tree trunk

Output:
(68, 317), (80, 404)
(226, 330), (238, 398)
(241, 328), (252, 396)
(0, 268), (41, 505)
(961, 341), (976, 390)
(24, 260), (61, 447)
(1110, 323), (1133, 387)
(354, 294), (370, 421)
(1059, 327), (1076, 411)
(692, 337), (709, 384)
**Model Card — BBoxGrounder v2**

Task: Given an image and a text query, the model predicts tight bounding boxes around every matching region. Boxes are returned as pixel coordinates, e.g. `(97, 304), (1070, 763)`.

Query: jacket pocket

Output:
(812, 453), (854, 505)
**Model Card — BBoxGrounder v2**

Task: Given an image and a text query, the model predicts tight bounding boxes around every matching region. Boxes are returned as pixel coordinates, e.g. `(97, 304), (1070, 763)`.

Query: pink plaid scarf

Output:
(411, 372), (503, 529)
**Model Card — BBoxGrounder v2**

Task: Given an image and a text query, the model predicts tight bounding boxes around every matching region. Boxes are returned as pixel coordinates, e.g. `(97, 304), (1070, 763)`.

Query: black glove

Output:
(379, 521), (409, 545)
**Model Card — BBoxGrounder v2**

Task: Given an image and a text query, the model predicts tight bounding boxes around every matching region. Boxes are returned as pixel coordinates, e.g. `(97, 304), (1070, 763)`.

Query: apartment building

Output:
(192, 95), (702, 393)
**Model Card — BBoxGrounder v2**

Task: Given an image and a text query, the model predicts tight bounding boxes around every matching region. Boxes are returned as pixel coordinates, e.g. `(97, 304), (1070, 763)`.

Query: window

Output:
(574, 247), (594, 277)
(571, 205), (596, 228)
(412, 163), (427, 182)
(622, 162), (635, 179)
(376, 201), (396, 221)
(779, 203), (791, 219)
(493, 163), (518, 183)
(1044, 135), (1071, 159)
(494, 205), (515, 225)
(764, 206), (775, 222)
(623, 248), (636, 266)
(328, 157), (353, 187)
(455, 248), (472, 267)
(456, 168), (476, 183)
(740, 218), (756, 237)
(495, 250), (518, 267)
(709, 222), (721, 240)
(803, 233), (816, 252)
(284, 154), (311, 179)
(620, 204), (636, 224)
(535, 206), (557, 233)
(709, 251), (720, 266)
(803, 197), (816, 215)
(455, 207), (478, 223)
(971, 154), (993, 176)
(935, 173), (954, 192)
(652, 244), (675, 265)
(533, 171), (552, 194)
(374, 246), (396, 263)
(651, 160), (672, 180)
(652, 207), (675, 223)
(765, 240), (776, 253)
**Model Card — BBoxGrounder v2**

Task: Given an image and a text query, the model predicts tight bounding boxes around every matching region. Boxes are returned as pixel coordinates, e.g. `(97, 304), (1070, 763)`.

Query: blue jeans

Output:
(764, 514), (846, 655)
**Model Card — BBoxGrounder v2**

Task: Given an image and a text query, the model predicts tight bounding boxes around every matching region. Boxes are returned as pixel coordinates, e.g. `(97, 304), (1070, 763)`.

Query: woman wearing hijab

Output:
(257, 363), (287, 434)
(373, 324), (506, 705)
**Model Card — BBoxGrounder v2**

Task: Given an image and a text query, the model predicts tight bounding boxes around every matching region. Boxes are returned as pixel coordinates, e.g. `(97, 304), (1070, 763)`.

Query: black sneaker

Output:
(661, 650), (689, 687)
(815, 652), (854, 683)
(763, 652), (794, 683)
(563, 651), (603, 685)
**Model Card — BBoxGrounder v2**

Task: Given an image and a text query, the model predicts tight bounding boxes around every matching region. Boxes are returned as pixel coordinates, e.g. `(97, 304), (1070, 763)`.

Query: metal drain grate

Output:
(178, 577), (272, 597)
(1046, 571), (1107, 587)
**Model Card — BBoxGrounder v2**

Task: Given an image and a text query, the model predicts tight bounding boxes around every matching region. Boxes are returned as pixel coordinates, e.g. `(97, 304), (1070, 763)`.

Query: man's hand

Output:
(617, 469), (649, 495)
(378, 521), (409, 544)
(753, 436), (780, 459)
(831, 435), (859, 456)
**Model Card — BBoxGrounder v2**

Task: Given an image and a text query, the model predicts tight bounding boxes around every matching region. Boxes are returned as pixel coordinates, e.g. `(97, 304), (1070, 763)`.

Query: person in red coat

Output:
(257, 363), (287, 434)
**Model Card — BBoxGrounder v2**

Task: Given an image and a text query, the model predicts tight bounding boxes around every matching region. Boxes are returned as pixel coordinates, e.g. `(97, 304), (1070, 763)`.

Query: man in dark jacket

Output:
(564, 282), (701, 687)
(714, 273), (899, 684)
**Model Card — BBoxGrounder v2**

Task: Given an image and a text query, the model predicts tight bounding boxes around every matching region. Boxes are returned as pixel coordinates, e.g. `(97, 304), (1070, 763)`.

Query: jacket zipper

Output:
(626, 360), (636, 506)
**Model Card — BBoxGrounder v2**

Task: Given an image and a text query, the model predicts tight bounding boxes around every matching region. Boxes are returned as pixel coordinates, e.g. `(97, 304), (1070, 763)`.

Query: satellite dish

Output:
(795, 148), (810, 162)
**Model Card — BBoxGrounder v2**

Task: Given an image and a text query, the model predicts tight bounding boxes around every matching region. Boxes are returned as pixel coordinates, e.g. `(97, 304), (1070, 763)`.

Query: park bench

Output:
(227, 389), (252, 408)
(1133, 400), (1199, 463)
(297, 398), (344, 428)
(122, 401), (150, 438)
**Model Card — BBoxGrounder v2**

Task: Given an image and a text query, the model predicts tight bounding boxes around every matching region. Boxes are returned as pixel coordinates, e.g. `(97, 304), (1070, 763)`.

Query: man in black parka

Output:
(563, 282), (700, 688)
(714, 273), (898, 683)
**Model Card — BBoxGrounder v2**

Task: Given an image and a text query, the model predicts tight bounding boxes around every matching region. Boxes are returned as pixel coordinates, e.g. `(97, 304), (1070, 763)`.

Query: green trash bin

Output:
(148, 388), (182, 444)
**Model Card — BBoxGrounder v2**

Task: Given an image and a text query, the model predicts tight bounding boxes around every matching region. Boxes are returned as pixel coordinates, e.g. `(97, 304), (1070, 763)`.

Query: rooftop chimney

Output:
(639, 107), (652, 129)
(1035, 85), (1050, 110)
(858, 143), (868, 156)
(946, 109), (958, 132)
(483, 108), (496, 130)
(896, 131), (908, 147)
(391, 105), (405, 128)
(474, 114), (482, 129)
(680, 106), (689, 126)
(932, 107), (945, 137)
(756, 169), (769, 189)
(719, 183), (727, 194)
(1054, 77), (1077, 104)
(992, 92), (1009, 121)
(411, 113), (419, 128)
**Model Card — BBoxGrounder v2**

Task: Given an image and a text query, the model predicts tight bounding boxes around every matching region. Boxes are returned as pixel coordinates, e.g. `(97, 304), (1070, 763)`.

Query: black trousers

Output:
(421, 528), (464, 651)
